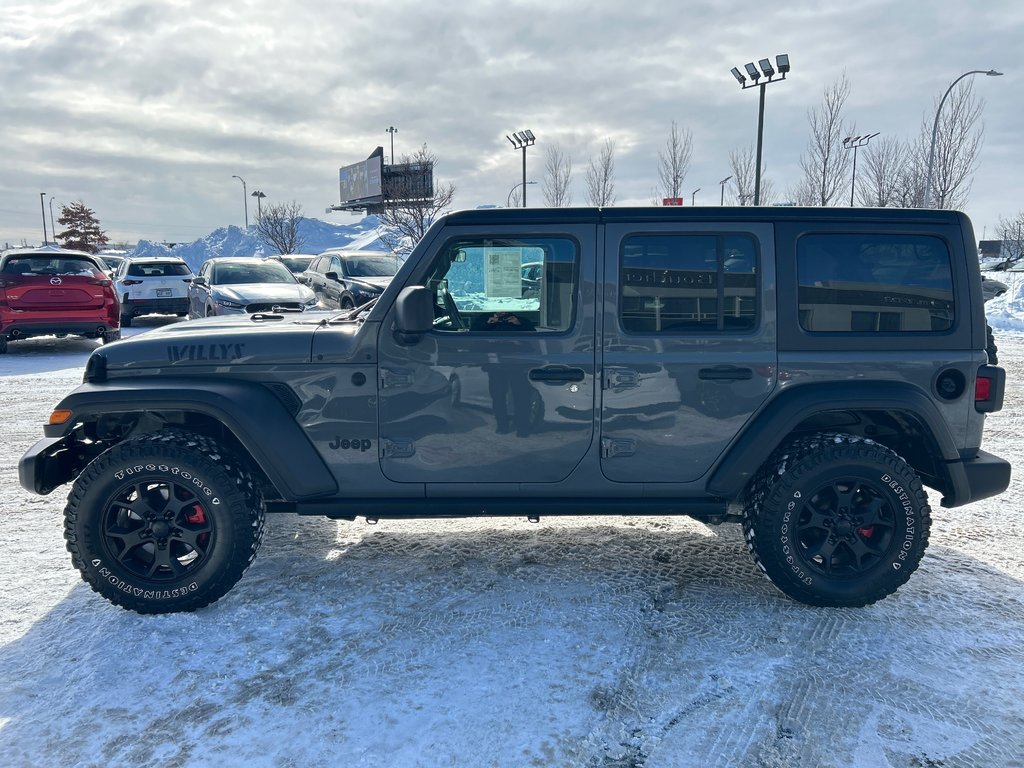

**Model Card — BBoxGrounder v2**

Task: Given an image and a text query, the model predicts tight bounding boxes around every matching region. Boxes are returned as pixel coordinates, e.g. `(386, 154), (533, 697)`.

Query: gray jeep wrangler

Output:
(19, 207), (1009, 613)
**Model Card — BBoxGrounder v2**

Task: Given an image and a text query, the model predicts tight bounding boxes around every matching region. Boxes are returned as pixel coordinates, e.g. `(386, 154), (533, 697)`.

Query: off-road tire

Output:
(64, 430), (265, 614)
(742, 432), (931, 607)
(986, 323), (999, 364)
(120, 313), (133, 328)
(101, 329), (121, 344)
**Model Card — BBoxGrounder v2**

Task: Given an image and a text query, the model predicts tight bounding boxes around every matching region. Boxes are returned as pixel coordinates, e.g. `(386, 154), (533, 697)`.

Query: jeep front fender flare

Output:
(707, 381), (960, 500)
(35, 377), (338, 500)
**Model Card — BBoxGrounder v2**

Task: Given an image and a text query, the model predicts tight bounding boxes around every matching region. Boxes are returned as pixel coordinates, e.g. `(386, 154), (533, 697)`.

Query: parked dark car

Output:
(981, 276), (1008, 302)
(0, 245), (120, 353)
(268, 254), (317, 275)
(187, 257), (318, 318)
(302, 250), (400, 309)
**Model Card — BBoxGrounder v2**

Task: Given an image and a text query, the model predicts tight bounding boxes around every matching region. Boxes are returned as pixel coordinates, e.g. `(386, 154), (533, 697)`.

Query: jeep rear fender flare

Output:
(707, 381), (959, 499)
(47, 378), (338, 500)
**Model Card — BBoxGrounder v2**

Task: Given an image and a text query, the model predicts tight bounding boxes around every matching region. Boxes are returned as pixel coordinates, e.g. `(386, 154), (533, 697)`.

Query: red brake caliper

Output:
(856, 526), (875, 539)
(185, 504), (210, 546)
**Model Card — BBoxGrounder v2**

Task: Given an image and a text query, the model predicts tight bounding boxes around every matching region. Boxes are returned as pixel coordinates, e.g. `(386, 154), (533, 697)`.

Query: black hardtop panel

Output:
(439, 206), (967, 228)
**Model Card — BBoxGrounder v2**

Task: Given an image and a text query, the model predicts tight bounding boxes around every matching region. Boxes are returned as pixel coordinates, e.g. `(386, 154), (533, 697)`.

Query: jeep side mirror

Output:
(394, 285), (434, 343)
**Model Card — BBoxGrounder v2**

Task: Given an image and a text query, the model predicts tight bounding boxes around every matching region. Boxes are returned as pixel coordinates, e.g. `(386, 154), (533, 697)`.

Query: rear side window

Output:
(619, 233), (759, 333)
(797, 234), (954, 332)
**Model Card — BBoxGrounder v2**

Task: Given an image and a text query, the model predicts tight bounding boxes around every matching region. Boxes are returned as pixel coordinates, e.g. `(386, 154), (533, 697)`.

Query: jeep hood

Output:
(96, 311), (367, 371)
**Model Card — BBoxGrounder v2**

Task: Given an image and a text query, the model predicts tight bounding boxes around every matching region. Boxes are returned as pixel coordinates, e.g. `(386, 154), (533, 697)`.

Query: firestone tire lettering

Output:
(64, 429), (265, 615)
(742, 432), (931, 608)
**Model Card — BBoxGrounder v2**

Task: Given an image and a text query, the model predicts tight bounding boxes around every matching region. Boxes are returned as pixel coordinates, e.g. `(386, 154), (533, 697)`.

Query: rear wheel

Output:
(121, 313), (133, 327)
(743, 433), (931, 607)
(101, 329), (121, 344)
(63, 430), (265, 614)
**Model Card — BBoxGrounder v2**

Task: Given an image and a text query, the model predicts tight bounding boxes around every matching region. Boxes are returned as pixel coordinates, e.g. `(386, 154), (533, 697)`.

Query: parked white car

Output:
(114, 256), (194, 326)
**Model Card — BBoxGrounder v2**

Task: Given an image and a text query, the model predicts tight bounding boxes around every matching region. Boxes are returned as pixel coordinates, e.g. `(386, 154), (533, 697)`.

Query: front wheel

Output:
(63, 430), (265, 613)
(743, 433), (931, 607)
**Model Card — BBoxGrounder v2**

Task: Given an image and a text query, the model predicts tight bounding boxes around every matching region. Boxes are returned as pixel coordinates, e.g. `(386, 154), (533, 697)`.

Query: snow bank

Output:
(985, 272), (1024, 332)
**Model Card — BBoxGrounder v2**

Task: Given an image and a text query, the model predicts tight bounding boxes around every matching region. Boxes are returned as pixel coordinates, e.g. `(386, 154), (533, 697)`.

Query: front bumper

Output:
(19, 435), (75, 495)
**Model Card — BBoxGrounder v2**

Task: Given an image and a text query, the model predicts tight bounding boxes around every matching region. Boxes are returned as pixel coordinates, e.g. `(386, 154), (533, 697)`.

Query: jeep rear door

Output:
(599, 221), (777, 482)
(377, 220), (598, 484)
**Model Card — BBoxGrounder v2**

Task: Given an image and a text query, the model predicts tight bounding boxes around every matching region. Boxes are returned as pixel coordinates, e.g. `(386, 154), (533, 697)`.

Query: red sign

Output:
(662, 197), (684, 206)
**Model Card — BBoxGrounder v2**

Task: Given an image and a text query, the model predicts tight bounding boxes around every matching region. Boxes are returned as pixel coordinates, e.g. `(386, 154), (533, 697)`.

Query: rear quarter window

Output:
(797, 233), (954, 333)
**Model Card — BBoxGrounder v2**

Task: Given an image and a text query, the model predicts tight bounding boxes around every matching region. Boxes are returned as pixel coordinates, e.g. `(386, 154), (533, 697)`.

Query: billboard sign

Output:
(339, 154), (383, 206)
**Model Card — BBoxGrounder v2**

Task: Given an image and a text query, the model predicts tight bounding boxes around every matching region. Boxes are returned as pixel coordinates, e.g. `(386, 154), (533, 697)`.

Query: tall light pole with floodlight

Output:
(506, 130), (536, 208)
(719, 175), (732, 205)
(730, 54), (790, 205)
(385, 126), (398, 165)
(842, 132), (880, 206)
(691, 188), (701, 206)
(39, 192), (48, 245)
(251, 190), (266, 219)
(923, 69), (1003, 208)
(231, 175), (248, 228)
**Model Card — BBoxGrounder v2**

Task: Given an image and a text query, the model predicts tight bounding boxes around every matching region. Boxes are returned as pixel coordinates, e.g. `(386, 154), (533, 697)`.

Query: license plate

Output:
(156, 289), (172, 297)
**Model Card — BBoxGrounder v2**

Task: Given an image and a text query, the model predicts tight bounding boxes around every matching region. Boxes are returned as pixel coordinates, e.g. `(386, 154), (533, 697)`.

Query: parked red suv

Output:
(0, 246), (120, 354)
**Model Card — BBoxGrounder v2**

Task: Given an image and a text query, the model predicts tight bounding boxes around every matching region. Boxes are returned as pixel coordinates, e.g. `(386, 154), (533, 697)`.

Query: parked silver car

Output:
(187, 257), (318, 318)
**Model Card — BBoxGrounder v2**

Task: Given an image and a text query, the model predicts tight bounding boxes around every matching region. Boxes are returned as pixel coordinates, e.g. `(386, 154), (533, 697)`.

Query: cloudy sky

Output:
(1, 0), (1021, 248)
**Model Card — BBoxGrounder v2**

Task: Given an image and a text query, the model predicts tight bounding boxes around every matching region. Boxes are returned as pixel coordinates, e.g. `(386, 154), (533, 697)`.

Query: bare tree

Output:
(857, 135), (906, 207)
(542, 143), (573, 207)
(728, 145), (776, 206)
(377, 143), (457, 255)
(892, 137), (929, 208)
(657, 121), (693, 199)
(995, 211), (1024, 268)
(797, 74), (854, 206)
(925, 79), (986, 210)
(255, 200), (305, 254)
(585, 138), (616, 207)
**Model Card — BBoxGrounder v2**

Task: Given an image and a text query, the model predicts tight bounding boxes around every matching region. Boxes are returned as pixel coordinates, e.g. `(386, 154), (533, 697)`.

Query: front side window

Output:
(424, 237), (578, 332)
(797, 234), (954, 332)
(619, 233), (758, 333)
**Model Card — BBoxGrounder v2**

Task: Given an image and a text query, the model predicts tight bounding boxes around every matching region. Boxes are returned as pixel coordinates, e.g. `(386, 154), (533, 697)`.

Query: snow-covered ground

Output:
(1, 307), (1023, 767)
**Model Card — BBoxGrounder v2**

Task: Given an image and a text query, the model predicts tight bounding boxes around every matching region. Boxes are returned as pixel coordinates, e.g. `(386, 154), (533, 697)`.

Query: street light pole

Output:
(923, 69), (1003, 208)
(842, 132), (880, 206)
(251, 190), (266, 219)
(231, 175), (248, 228)
(730, 55), (790, 206)
(691, 188), (701, 206)
(385, 126), (398, 165)
(48, 196), (57, 244)
(506, 130), (536, 208)
(39, 192), (47, 245)
(719, 176), (732, 205)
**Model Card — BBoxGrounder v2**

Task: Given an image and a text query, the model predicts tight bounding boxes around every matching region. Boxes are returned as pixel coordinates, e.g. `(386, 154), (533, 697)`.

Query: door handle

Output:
(529, 366), (586, 383)
(698, 366), (753, 381)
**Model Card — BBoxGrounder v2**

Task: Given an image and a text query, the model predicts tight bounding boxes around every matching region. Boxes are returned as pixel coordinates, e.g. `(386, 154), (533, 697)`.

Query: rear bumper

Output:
(122, 297), (189, 316)
(1, 319), (117, 340)
(942, 449), (1011, 508)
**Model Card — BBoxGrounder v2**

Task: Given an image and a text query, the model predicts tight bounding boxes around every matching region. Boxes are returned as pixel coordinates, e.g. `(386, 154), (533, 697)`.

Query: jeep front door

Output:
(377, 225), (597, 484)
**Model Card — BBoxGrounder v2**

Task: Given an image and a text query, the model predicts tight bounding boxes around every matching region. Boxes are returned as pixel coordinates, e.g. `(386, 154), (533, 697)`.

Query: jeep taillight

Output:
(975, 365), (1005, 413)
